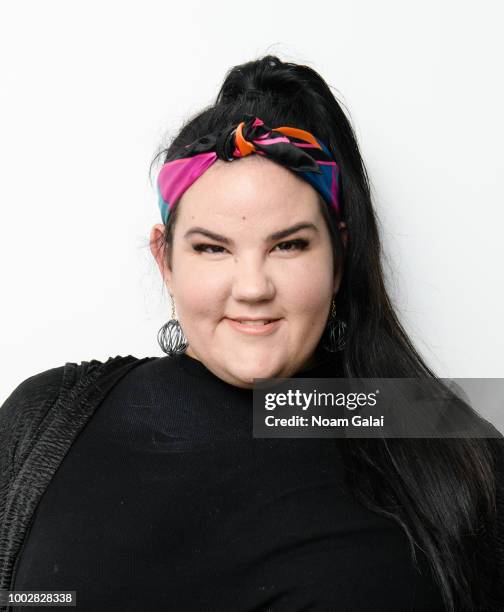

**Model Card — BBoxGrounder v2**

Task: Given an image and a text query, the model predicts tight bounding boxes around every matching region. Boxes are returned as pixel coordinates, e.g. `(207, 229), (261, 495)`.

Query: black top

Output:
(12, 351), (445, 611)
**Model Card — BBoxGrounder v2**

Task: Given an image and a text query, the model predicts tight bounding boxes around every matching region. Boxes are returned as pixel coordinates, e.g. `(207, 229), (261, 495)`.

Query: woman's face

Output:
(151, 155), (346, 388)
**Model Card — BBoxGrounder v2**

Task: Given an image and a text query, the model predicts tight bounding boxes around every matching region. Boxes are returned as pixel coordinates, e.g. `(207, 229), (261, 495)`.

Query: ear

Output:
(149, 224), (172, 289)
(333, 221), (348, 295)
(338, 221), (348, 251)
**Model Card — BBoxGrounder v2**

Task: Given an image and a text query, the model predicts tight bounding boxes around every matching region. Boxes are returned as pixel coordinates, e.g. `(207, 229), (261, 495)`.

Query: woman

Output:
(1, 55), (503, 611)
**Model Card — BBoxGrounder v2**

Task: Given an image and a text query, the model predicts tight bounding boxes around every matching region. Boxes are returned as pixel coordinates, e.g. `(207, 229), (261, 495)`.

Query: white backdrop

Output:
(1, 0), (503, 403)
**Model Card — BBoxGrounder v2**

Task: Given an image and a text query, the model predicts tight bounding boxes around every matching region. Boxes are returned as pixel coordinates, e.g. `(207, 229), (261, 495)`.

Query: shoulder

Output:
(0, 355), (151, 427)
(0, 364), (66, 428)
(0, 355), (153, 472)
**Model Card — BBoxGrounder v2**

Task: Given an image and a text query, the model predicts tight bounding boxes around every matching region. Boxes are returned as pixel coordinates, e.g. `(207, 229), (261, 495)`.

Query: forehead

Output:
(176, 155), (321, 223)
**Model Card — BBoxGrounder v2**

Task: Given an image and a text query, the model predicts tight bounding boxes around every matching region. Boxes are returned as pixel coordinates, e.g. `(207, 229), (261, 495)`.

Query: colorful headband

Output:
(156, 114), (341, 224)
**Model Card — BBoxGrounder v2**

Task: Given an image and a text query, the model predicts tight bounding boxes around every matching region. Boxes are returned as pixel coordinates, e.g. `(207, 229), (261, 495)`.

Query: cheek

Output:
(173, 267), (226, 320)
(281, 261), (333, 315)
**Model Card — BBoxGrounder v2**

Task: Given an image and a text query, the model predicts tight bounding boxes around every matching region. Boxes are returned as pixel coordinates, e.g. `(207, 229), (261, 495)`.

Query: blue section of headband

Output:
(157, 183), (170, 225)
(297, 138), (337, 210)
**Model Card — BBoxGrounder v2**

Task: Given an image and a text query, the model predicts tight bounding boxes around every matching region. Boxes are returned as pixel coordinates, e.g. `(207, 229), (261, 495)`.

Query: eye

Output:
(192, 243), (226, 254)
(273, 239), (309, 252)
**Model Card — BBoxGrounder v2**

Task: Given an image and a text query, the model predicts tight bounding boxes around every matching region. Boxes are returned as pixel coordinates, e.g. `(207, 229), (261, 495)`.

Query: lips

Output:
(227, 317), (280, 324)
(225, 317), (282, 335)
(233, 319), (275, 325)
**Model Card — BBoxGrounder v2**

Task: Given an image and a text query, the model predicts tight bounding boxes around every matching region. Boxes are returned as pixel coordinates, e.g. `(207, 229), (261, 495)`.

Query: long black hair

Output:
(149, 55), (503, 611)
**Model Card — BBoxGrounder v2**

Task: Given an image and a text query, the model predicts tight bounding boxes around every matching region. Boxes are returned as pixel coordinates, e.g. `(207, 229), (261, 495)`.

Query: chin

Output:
(231, 358), (284, 382)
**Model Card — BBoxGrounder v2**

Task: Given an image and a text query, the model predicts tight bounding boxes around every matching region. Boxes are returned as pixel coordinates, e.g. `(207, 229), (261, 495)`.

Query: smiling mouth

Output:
(232, 320), (276, 326)
(225, 318), (282, 334)
(225, 316), (281, 324)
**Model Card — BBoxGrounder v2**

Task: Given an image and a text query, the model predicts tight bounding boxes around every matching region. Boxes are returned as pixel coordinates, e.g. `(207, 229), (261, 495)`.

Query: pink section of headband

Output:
(157, 151), (218, 210)
(332, 167), (338, 206)
(255, 136), (291, 146)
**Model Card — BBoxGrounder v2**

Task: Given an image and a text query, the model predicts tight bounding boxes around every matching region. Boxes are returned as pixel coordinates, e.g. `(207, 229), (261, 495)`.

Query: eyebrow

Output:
(183, 222), (319, 245)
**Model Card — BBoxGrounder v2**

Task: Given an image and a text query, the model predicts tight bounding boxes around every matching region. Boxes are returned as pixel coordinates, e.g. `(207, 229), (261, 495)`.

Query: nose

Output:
(230, 257), (276, 303)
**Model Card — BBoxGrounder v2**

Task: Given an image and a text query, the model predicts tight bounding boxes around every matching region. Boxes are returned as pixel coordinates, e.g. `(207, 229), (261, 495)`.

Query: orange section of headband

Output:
(235, 121), (256, 156)
(235, 121), (322, 155)
(273, 126), (322, 149)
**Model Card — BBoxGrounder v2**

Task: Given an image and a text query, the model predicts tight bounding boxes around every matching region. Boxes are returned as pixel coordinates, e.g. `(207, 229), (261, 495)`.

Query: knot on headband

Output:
(157, 114), (341, 224)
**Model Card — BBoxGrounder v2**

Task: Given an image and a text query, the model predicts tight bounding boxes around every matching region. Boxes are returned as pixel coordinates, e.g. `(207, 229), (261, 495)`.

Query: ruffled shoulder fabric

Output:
(0, 355), (154, 605)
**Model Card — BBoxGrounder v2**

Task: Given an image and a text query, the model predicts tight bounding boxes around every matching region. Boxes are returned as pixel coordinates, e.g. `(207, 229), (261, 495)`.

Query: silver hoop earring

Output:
(157, 294), (189, 356)
(320, 296), (347, 353)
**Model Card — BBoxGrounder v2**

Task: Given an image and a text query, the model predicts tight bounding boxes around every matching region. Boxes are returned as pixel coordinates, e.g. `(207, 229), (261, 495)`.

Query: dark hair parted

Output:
(150, 55), (503, 611)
